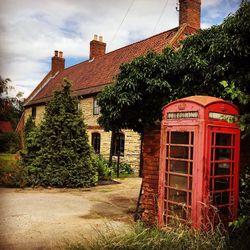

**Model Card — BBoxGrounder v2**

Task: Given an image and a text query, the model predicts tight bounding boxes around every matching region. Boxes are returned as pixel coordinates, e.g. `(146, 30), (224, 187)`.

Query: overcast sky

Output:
(0, 0), (241, 98)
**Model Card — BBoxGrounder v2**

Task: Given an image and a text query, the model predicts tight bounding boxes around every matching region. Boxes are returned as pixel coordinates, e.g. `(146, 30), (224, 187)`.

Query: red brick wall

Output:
(179, 0), (201, 30)
(141, 125), (161, 225)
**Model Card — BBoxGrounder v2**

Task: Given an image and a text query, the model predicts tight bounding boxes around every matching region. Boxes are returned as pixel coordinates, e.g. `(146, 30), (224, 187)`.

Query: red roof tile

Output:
(25, 25), (196, 106)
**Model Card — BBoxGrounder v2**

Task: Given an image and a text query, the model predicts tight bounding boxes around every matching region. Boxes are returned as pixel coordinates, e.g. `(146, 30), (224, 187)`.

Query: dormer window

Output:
(93, 97), (101, 115)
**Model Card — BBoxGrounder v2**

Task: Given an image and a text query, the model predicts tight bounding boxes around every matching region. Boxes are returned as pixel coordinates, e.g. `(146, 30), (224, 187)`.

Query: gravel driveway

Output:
(0, 178), (141, 250)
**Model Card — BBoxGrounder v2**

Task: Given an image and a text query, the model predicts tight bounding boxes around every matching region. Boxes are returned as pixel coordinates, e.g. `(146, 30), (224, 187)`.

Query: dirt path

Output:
(0, 178), (141, 250)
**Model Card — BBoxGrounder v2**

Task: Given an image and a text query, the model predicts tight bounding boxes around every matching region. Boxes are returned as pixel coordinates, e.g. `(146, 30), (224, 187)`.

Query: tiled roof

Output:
(25, 25), (196, 106)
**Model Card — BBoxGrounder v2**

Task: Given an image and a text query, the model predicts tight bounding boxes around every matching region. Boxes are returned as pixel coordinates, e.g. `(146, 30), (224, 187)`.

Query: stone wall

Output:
(24, 105), (45, 126)
(141, 125), (161, 225)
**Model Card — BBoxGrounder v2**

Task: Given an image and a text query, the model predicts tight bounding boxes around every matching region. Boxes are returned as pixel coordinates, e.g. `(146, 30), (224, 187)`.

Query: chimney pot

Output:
(59, 51), (63, 58)
(54, 50), (59, 57)
(99, 36), (103, 42)
(94, 34), (98, 40)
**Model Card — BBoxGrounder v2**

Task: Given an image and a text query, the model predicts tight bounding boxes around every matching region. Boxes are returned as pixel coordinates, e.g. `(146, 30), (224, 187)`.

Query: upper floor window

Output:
(32, 106), (36, 119)
(112, 132), (125, 156)
(93, 97), (101, 115)
(92, 132), (101, 154)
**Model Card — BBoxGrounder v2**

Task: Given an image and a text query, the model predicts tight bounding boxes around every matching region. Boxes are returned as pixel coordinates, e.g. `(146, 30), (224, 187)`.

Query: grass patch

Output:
(66, 221), (228, 250)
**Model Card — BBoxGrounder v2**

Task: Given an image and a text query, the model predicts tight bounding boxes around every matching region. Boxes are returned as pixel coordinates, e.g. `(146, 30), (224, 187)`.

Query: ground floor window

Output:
(92, 132), (100, 153)
(113, 132), (125, 156)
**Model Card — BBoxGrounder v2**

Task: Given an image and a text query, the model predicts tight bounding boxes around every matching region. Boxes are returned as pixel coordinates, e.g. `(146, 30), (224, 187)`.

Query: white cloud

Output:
(0, 0), (239, 98)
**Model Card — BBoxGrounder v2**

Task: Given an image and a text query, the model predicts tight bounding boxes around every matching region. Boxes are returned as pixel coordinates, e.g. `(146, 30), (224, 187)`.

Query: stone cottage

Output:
(17, 0), (201, 174)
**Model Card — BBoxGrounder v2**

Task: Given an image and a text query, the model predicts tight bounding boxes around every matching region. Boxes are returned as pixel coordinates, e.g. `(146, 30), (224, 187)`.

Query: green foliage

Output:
(22, 79), (98, 187)
(112, 161), (133, 176)
(229, 216), (250, 250)
(98, 2), (250, 133)
(0, 76), (24, 128)
(91, 153), (133, 180)
(66, 221), (228, 250)
(0, 153), (24, 187)
(0, 132), (20, 153)
(24, 115), (36, 141)
(91, 153), (112, 180)
(239, 164), (250, 216)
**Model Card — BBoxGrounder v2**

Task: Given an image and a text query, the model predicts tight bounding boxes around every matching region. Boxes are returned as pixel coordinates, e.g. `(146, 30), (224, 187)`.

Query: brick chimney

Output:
(89, 34), (106, 60)
(51, 50), (65, 74)
(179, 0), (201, 30)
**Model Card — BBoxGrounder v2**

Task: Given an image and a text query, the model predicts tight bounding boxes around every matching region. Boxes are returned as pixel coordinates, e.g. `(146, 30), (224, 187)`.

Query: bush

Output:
(91, 153), (112, 180)
(0, 153), (24, 187)
(21, 80), (98, 187)
(229, 216), (250, 250)
(0, 132), (20, 153)
(112, 161), (133, 175)
(239, 164), (250, 216)
(66, 221), (228, 250)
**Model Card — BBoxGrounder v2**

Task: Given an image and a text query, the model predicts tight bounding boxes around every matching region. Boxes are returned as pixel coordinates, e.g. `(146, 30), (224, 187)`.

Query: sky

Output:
(0, 0), (241, 98)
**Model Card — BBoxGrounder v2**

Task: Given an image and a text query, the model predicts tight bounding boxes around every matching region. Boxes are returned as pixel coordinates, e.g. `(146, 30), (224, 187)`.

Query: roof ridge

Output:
(63, 27), (179, 71)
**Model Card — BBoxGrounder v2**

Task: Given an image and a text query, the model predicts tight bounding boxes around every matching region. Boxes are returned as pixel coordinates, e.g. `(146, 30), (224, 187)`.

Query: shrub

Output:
(0, 153), (24, 187)
(239, 164), (250, 216)
(0, 132), (20, 153)
(21, 80), (98, 187)
(229, 216), (250, 250)
(112, 161), (133, 175)
(91, 153), (112, 180)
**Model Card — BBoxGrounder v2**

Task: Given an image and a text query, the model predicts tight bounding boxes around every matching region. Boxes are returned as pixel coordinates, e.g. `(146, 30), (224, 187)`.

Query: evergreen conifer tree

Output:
(23, 79), (97, 187)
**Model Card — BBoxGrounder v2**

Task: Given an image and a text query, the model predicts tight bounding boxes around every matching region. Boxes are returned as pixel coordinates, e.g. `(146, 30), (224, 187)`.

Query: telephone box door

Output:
(160, 126), (199, 225)
(207, 126), (240, 223)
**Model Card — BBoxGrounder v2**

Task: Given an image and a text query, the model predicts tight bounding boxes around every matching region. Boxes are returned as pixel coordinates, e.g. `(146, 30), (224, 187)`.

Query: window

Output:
(93, 97), (100, 115)
(112, 132), (125, 156)
(32, 106), (36, 119)
(91, 133), (100, 154)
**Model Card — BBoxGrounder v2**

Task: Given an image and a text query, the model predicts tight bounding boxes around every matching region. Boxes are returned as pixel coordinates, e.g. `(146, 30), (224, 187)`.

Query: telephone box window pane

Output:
(170, 160), (188, 174)
(190, 162), (193, 175)
(216, 133), (231, 146)
(169, 189), (187, 203)
(169, 175), (187, 190)
(215, 163), (230, 175)
(171, 132), (189, 144)
(170, 146), (189, 159)
(215, 148), (231, 160)
(168, 203), (187, 219)
(214, 192), (229, 205)
(214, 178), (230, 190)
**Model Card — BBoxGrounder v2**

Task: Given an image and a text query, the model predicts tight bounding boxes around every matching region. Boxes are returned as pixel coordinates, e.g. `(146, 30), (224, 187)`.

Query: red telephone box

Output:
(158, 96), (240, 229)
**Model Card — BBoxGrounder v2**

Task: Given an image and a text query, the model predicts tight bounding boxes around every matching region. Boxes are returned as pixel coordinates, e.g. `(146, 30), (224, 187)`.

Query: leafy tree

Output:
(0, 76), (24, 128)
(22, 79), (97, 187)
(98, 2), (250, 134)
